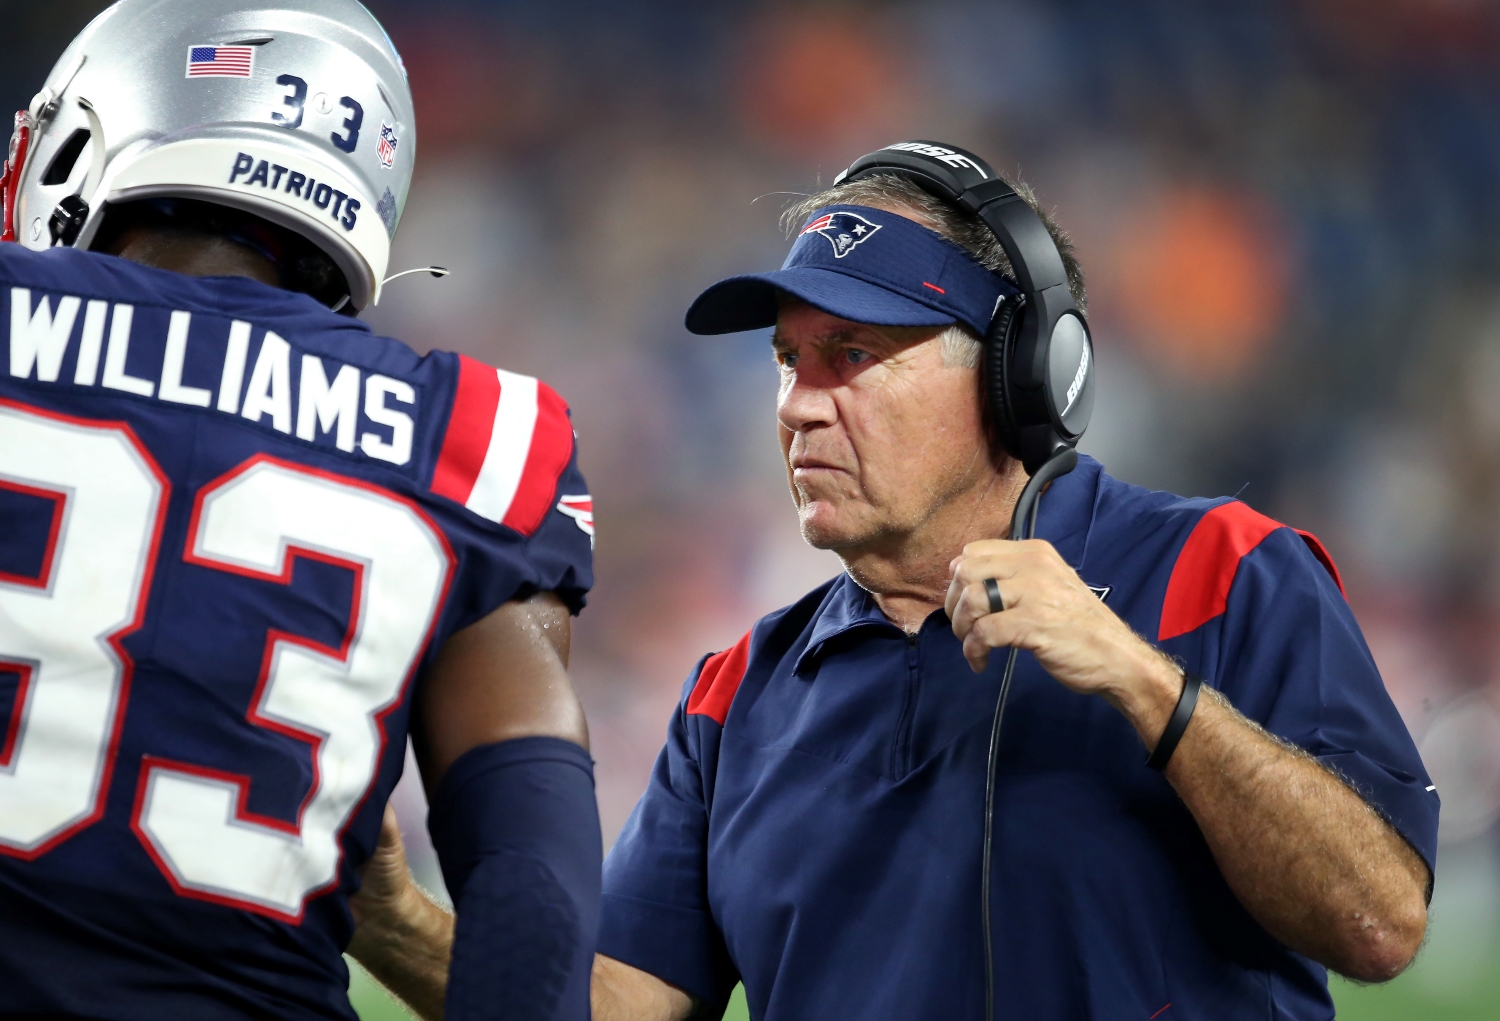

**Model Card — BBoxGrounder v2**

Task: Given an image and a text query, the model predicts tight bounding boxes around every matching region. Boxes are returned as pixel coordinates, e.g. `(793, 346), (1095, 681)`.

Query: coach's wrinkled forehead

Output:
(684, 204), (1015, 337)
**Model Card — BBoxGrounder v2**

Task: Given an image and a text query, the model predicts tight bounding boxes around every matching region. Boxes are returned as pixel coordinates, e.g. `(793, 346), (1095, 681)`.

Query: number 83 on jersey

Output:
(0, 398), (452, 921)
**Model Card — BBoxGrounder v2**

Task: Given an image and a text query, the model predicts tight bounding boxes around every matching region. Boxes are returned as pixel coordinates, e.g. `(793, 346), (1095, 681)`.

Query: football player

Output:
(0, 2), (600, 1019)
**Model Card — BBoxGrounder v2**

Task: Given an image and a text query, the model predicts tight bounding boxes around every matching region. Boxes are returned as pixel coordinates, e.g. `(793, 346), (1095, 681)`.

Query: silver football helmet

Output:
(0, 0), (414, 310)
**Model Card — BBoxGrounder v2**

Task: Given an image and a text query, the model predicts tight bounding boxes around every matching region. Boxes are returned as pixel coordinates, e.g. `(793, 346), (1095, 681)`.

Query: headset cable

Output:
(981, 446), (1079, 1021)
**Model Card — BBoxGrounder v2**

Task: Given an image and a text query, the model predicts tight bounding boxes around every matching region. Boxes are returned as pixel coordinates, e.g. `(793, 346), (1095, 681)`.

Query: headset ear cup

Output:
(983, 297), (1022, 463)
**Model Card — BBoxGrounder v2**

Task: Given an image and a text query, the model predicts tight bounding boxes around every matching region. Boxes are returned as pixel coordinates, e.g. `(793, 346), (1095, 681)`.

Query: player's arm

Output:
(349, 590), (600, 1020)
(350, 807), (697, 1021)
(412, 589), (586, 792)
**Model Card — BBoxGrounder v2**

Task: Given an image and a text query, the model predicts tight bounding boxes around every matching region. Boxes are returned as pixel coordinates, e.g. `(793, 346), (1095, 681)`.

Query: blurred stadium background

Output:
(7, 0), (1500, 1017)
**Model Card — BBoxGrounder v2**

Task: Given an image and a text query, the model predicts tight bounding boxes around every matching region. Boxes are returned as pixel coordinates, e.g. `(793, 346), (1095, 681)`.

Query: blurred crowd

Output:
(6, 0), (1500, 1006)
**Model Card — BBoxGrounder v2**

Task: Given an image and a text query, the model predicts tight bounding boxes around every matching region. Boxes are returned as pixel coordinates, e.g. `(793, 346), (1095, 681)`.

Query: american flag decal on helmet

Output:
(431, 355), (575, 536)
(185, 46), (255, 78)
(556, 495), (594, 545)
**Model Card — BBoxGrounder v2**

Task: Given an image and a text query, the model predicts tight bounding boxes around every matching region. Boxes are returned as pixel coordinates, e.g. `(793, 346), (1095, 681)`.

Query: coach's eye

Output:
(778, 351), (799, 368)
(846, 348), (872, 365)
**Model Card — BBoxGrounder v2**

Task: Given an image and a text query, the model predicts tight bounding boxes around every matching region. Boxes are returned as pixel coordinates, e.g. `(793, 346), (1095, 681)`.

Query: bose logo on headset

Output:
(882, 142), (990, 178)
(1062, 342), (1089, 417)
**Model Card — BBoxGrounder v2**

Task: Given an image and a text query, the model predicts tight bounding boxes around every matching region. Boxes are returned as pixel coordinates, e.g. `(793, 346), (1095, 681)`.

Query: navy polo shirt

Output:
(599, 456), (1438, 1021)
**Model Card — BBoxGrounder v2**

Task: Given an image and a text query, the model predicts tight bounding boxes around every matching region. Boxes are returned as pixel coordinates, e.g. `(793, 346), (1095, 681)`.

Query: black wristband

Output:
(1145, 670), (1202, 771)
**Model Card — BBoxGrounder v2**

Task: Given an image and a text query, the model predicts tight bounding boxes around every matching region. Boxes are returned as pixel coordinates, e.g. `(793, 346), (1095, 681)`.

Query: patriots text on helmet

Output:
(229, 153), (360, 231)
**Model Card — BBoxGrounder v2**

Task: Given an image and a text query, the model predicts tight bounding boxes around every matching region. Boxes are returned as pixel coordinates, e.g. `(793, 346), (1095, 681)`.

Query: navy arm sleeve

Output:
(1209, 528), (1440, 877)
(430, 738), (603, 1021)
(598, 662), (738, 1008)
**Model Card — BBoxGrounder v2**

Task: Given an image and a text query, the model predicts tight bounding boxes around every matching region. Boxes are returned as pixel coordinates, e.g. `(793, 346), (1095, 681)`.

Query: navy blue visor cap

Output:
(685, 204), (1018, 337)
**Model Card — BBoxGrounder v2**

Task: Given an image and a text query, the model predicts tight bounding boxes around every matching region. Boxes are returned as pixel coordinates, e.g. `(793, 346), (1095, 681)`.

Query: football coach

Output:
(346, 142), (1438, 1021)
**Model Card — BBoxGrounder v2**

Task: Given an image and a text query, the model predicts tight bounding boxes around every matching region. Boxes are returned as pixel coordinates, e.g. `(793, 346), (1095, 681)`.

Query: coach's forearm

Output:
(593, 954), (698, 1021)
(346, 884), (453, 1021)
(1117, 670), (1429, 981)
(347, 901), (701, 1021)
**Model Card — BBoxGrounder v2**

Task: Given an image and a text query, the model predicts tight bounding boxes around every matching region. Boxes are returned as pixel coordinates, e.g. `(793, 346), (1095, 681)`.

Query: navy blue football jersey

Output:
(0, 244), (594, 1019)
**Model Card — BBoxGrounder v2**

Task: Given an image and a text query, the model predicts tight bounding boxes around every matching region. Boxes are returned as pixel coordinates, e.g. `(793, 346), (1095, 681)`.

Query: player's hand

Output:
(945, 539), (1180, 711)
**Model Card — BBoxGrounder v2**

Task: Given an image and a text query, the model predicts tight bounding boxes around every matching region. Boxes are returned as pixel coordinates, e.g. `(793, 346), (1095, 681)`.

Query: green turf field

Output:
(349, 954), (1500, 1020)
(349, 835), (1500, 1021)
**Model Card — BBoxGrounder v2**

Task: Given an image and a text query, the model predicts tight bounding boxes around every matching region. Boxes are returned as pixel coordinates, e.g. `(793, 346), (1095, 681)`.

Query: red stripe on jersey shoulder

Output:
(1295, 529), (1346, 597)
(686, 630), (752, 726)
(431, 354), (500, 506)
(1158, 501), (1281, 641)
(500, 380), (575, 536)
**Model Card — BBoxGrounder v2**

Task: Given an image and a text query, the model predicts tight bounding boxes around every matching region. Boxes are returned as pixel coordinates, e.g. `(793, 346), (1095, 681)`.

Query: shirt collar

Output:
(793, 455), (1105, 676)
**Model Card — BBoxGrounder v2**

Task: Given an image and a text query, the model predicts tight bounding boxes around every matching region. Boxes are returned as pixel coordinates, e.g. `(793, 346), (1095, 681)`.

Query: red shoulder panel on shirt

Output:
(1295, 529), (1346, 597)
(686, 630), (752, 726)
(1158, 501), (1281, 641)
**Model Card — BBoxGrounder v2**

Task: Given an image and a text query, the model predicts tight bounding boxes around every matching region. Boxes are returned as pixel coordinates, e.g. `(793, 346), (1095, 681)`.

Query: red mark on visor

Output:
(922, 281), (946, 294)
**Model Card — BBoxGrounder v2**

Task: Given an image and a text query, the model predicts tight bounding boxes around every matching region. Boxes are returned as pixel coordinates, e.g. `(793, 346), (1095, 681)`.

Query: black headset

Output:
(834, 141), (1094, 476)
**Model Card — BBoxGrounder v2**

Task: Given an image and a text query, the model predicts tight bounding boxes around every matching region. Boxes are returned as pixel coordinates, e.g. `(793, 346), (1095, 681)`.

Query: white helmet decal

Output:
(0, 0), (415, 310)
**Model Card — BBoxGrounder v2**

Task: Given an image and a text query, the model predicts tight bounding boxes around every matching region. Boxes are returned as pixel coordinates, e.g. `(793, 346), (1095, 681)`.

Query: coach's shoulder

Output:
(680, 574), (843, 726)
(1090, 465), (1227, 541)
(1086, 466), (1345, 637)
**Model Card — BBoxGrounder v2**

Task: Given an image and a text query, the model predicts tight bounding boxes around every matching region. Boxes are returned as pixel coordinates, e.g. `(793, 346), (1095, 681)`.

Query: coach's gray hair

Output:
(938, 325), (982, 369)
(780, 171), (1088, 315)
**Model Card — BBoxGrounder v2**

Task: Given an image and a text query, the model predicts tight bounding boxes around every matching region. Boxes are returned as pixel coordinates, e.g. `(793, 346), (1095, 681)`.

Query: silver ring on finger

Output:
(983, 577), (1004, 615)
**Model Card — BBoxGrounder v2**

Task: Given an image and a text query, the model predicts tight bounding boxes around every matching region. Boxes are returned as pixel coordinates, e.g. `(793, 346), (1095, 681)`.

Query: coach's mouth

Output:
(791, 457), (852, 478)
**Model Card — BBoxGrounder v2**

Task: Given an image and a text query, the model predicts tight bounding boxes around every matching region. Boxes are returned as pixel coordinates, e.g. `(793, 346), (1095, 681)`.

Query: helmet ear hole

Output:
(48, 194), (89, 246)
(41, 128), (90, 186)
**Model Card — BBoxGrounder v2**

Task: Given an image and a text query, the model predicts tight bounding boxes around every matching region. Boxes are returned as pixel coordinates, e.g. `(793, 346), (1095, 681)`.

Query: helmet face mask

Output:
(1, 110), (37, 243)
(2, 0), (415, 311)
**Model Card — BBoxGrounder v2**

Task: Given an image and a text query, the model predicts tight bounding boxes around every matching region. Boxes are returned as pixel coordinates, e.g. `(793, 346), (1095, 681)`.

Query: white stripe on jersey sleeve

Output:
(465, 368), (539, 523)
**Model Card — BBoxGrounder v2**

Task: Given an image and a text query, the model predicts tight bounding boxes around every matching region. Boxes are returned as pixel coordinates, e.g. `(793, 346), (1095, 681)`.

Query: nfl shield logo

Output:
(376, 123), (398, 169)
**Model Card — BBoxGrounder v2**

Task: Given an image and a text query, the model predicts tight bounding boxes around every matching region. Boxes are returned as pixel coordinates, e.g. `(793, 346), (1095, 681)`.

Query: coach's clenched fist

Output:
(946, 539), (1183, 734)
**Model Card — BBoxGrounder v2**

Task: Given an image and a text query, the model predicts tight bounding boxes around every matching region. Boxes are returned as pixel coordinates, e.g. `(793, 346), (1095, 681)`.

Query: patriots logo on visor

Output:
(801, 210), (882, 258)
